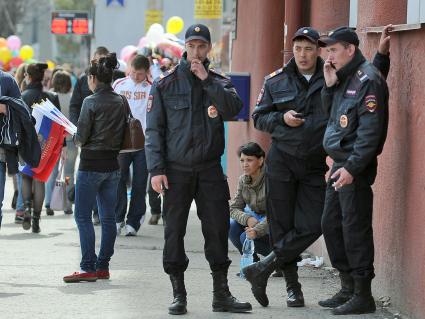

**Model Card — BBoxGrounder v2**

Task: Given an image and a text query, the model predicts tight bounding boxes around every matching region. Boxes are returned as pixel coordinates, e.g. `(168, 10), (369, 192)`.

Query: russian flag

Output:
(20, 110), (65, 182)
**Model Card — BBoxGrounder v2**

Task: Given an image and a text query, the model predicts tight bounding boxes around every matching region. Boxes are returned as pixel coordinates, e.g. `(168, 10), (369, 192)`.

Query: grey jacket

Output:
(229, 168), (268, 238)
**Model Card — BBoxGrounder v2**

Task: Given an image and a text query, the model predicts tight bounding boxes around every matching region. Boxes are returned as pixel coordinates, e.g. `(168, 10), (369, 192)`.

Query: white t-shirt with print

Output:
(112, 76), (152, 134)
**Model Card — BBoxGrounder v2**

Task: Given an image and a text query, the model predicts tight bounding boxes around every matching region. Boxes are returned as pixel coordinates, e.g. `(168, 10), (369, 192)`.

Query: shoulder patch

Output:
(356, 69), (369, 83)
(209, 68), (229, 80)
(265, 68), (283, 80)
(159, 66), (177, 81)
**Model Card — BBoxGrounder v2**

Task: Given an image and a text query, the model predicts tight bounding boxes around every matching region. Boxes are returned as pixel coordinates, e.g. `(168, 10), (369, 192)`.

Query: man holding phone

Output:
(318, 26), (389, 315)
(243, 25), (392, 310)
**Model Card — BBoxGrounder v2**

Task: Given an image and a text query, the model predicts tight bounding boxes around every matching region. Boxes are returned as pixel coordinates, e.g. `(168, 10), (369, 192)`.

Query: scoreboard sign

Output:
(51, 11), (90, 35)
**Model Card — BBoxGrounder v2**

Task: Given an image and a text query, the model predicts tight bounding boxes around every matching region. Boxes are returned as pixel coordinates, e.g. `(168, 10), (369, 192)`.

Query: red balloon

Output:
(9, 57), (24, 68)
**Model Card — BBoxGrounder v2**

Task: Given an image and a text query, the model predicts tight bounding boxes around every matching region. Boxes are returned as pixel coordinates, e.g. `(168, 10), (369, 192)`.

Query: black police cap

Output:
(292, 27), (320, 44)
(185, 24), (211, 43)
(318, 26), (359, 47)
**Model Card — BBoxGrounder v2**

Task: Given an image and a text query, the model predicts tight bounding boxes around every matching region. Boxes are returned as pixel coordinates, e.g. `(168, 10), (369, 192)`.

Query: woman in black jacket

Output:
(21, 63), (61, 233)
(63, 53), (126, 283)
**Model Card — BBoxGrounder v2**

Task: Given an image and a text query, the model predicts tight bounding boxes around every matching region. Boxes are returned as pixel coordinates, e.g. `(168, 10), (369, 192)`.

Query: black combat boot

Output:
(319, 271), (354, 308)
(283, 265), (304, 307)
(211, 270), (252, 313)
(31, 211), (41, 233)
(241, 251), (276, 307)
(332, 278), (376, 315)
(168, 273), (187, 315)
(22, 201), (32, 231)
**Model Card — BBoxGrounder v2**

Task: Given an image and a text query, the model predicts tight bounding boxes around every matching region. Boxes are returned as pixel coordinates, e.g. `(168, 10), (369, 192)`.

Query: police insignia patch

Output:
(147, 95), (153, 112)
(365, 95), (377, 112)
(257, 87), (265, 105)
(207, 105), (218, 118)
(340, 115), (348, 128)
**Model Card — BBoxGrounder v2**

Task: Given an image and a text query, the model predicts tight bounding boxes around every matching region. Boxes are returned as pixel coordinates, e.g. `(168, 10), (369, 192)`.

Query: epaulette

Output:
(209, 68), (229, 80)
(159, 66), (177, 81)
(356, 69), (369, 83)
(265, 68), (284, 80)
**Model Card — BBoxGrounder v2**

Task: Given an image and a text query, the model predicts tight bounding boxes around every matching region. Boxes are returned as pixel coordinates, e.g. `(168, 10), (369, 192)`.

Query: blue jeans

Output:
(0, 162), (5, 227)
(74, 170), (120, 272)
(229, 207), (272, 257)
(16, 173), (24, 211)
(115, 150), (148, 231)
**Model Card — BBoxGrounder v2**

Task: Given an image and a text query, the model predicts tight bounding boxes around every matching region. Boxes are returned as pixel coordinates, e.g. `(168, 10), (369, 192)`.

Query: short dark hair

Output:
(112, 69), (126, 82)
(52, 70), (72, 93)
(131, 54), (150, 71)
(87, 52), (118, 84)
(26, 63), (48, 83)
(237, 142), (265, 159)
(94, 46), (109, 57)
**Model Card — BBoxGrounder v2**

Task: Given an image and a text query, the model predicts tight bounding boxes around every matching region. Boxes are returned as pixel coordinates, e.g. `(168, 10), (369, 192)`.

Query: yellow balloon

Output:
(47, 60), (56, 70)
(19, 45), (34, 61)
(0, 47), (12, 63)
(166, 16), (184, 35)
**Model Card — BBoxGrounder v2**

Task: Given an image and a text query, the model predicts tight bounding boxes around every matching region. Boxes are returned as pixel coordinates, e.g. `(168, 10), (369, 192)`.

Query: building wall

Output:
(230, 1), (425, 318)
(94, 0), (194, 53)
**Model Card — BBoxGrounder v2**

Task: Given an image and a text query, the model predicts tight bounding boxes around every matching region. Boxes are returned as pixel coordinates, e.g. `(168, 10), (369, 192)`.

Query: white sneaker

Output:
(116, 222), (124, 236)
(125, 224), (137, 236)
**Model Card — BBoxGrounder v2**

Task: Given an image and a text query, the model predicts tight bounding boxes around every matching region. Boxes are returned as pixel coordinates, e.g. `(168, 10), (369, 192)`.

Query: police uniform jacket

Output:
(252, 57), (328, 161)
(145, 53), (243, 176)
(322, 49), (389, 181)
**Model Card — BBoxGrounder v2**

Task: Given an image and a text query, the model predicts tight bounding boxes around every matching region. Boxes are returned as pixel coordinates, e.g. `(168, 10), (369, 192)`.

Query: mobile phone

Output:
(293, 113), (304, 119)
(330, 62), (336, 69)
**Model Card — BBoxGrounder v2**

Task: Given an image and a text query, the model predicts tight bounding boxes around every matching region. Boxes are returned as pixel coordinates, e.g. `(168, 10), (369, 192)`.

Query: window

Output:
(407, 0), (425, 23)
(349, 0), (358, 28)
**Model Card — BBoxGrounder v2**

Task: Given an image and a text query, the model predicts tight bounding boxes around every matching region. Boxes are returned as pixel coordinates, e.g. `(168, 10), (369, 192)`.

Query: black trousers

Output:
(322, 166), (375, 279)
(266, 145), (326, 268)
(162, 165), (231, 275)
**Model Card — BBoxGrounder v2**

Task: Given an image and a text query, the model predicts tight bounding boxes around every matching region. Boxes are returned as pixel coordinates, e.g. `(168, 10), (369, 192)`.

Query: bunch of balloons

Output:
(0, 35), (35, 71)
(119, 16), (185, 63)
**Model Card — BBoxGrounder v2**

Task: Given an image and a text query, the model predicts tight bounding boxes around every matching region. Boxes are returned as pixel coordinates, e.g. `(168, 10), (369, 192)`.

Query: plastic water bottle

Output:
(240, 238), (255, 279)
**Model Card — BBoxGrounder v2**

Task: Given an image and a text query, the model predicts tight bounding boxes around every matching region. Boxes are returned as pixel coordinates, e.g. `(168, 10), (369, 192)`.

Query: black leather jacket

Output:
(322, 49), (389, 180)
(145, 54), (243, 176)
(75, 83), (126, 151)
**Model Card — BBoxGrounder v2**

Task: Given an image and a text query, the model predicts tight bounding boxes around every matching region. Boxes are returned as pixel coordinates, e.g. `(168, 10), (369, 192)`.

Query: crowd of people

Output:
(0, 21), (393, 316)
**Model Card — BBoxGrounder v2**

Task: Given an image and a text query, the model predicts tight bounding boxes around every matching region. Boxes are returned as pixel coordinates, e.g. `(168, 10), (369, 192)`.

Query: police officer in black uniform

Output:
(317, 27), (389, 315)
(145, 24), (252, 315)
(242, 26), (391, 309)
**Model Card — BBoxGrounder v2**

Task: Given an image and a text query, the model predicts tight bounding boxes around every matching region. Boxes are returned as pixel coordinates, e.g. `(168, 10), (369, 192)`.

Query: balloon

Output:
(137, 36), (148, 48)
(146, 23), (165, 45)
(166, 16), (184, 35)
(147, 23), (165, 35)
(9, 57), (23, 68)
(19, 45), (34, 60)
(0, 47), (12, 64)
(7, 35), (21, 51)
(120, 45), (137, 62)
(12, 50), (19, 57)
(47, 60), (56, 70)
(0, 38), (7, 48)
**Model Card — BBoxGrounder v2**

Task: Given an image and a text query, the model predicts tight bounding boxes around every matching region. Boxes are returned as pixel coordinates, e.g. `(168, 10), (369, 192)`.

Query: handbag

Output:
(120, 95), (145, 151)
(50, 159), (67, 211)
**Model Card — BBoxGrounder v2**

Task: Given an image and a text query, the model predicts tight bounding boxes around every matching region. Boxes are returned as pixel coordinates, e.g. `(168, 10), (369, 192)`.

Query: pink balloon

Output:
(7, 35), (21, 51)
(120, 45), (137, 62)
(137, 37), (148, 48)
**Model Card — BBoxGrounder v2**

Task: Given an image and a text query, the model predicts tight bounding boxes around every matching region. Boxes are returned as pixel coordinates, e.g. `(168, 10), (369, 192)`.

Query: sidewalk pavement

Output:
(0, 177), (399, 319)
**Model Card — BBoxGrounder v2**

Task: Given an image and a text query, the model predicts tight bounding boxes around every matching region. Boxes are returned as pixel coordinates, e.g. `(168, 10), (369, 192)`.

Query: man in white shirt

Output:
(113, 55), (151, 236)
